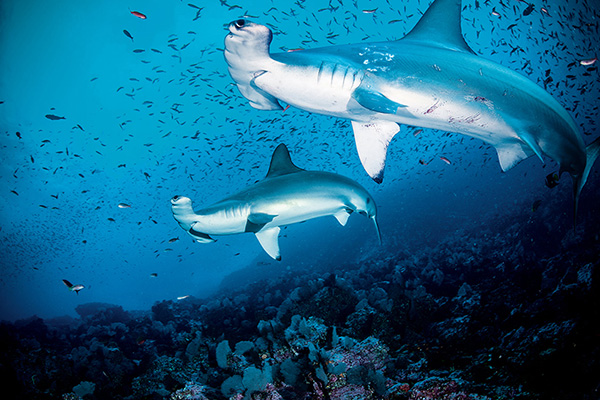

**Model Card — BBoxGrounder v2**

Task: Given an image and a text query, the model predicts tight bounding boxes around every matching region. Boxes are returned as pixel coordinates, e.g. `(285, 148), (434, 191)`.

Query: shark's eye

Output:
(235, 19), (245, 29)
(172, 195), (180, 201)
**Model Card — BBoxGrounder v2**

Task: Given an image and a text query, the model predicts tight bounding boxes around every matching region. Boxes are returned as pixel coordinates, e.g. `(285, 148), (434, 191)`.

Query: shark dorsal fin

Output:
(265, 144), (304, 178)
(402, 0), (475, 54)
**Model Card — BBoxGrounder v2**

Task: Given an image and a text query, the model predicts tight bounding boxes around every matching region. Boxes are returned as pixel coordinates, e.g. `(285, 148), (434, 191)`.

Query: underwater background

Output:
(0, 0), (599, 398)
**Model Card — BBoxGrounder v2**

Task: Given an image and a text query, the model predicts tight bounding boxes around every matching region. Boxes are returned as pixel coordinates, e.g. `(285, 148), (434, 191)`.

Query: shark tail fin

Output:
(572, 136), (600, 226)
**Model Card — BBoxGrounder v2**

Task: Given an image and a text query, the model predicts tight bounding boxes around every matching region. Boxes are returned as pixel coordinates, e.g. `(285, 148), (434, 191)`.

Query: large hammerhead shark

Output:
(224, 0), (599, 222)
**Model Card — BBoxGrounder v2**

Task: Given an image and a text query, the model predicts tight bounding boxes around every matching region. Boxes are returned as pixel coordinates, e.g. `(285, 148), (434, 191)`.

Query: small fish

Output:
(413, 129), (422, 137)
(62, 279), (85, 295)
(150, 273), (158, 277)
(118, 203), (131, 208)
(440, 156), (452, 165)
(123, 29), (134, 42)
(579, 58), (597, 66)
(130, 10), (147, 19)
(168, 237), (179, 243)
(16, 131), (21, 139)
(177, 295), (190, 300)
(283, 104), (290, 112)
(545, 172), (559, 188)
(287, 48), (304, 52)
(419, 159), (428, 165)
(362, 8), (377, 13)
(531, 199), (542, 212)
(523, 3), (534, 16)
(45, 114), (65, 120)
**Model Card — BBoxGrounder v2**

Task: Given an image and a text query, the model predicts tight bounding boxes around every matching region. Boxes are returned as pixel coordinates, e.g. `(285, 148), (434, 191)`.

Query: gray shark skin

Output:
(171, 144), (380, 260)
(224, 0), (599, 223)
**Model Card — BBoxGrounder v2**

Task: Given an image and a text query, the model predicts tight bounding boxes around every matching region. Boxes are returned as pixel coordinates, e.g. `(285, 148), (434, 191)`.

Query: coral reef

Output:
(1, 204), (599, 400)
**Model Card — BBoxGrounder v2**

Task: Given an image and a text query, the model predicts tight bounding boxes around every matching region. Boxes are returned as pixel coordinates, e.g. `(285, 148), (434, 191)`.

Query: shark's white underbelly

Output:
(253, 195), (346, 229)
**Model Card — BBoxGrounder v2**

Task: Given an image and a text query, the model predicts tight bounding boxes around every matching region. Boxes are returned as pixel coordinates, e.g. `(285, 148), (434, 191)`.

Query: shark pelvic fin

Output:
(334, 208), (353, 226)
(255, 226), (281, 261)
(266, 144), (304, 178)
(402, 0), (475, 54)
(351, 120), (400, 183)
(495, 140), (532, 172)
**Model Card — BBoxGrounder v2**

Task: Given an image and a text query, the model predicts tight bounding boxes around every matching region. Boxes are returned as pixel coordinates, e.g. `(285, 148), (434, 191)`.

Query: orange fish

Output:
(130, 10), (147, 19)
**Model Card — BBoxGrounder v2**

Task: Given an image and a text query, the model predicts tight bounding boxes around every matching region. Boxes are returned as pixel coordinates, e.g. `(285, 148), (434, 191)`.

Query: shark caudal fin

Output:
(572, 136), (600, 226)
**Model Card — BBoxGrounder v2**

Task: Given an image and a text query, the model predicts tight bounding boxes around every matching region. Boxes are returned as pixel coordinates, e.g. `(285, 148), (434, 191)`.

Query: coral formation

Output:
(1, 204), (599, 400)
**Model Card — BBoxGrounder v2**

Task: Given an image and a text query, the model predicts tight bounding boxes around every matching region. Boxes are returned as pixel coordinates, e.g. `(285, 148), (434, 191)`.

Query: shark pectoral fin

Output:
(246, 212), (278, 232)
(352, 87), (409, 116)
(351, 120), (400, 183)
(495, 140), (532, 172)
(189, 224), (216, 243)
(255, 227), (281, 261)
(334, 208), (353, 226)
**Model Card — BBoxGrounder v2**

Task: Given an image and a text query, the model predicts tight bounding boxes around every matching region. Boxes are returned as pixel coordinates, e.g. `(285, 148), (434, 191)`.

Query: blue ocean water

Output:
(0, 0), (599, 398)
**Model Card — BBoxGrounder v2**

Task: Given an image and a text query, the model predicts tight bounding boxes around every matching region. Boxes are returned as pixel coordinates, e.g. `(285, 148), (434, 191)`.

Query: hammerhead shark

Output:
(224, 0), (599, 222)
(171, 144), (380, 260)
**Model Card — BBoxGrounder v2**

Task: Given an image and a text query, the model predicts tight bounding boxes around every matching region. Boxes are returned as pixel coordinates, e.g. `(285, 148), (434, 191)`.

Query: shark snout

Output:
(171, 195), (192, 206)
